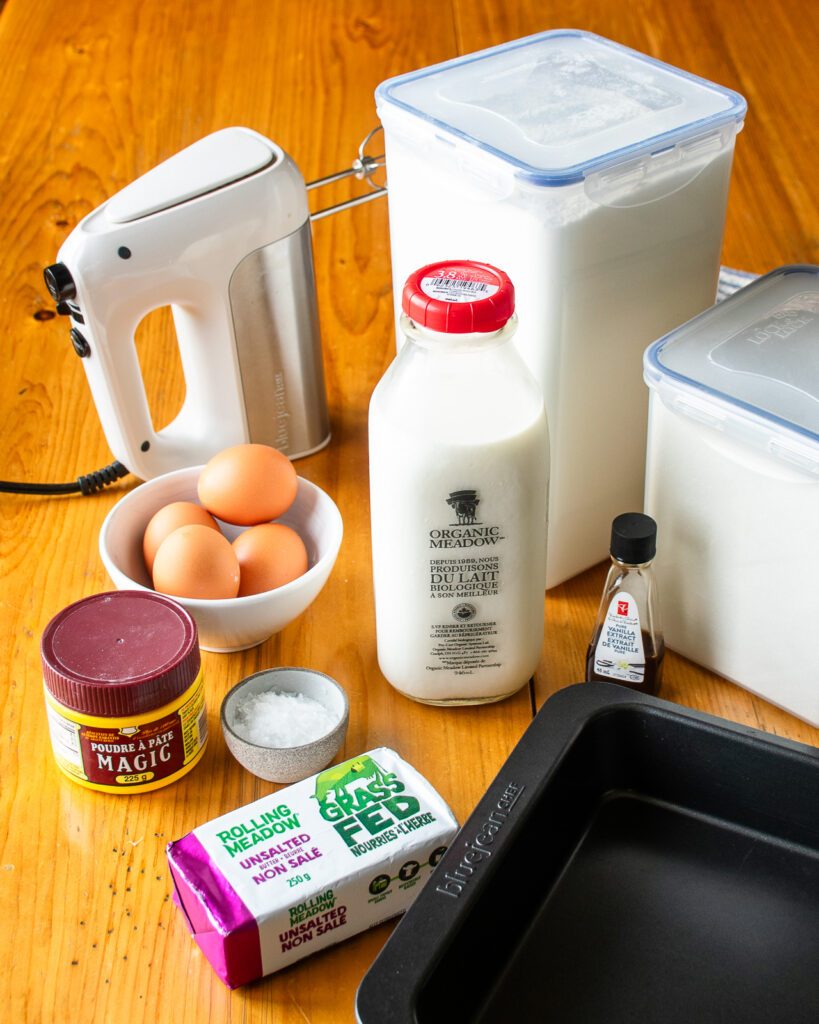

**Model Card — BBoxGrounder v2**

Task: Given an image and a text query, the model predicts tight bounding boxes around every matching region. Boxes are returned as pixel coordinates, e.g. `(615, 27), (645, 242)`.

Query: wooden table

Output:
(1, 1), (817, 1021)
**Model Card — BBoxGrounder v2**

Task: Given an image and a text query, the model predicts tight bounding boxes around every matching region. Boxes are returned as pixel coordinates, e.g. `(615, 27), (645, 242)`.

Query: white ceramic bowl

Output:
(99, 465), (343, 652)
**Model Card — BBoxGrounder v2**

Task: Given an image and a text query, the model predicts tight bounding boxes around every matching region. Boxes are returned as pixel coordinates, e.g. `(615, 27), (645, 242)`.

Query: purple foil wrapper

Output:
(167, 833), (261, 988)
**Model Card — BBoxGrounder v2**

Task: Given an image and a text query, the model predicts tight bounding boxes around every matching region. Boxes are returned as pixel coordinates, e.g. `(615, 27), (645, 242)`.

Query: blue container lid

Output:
(376, 30), (746, 186)
(644, 266), (819, 473)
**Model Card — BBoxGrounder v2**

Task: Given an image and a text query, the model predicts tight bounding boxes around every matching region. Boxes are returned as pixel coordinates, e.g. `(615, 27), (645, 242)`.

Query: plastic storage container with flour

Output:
(377, 30), (746, 586)
(644, 265), (819, 726)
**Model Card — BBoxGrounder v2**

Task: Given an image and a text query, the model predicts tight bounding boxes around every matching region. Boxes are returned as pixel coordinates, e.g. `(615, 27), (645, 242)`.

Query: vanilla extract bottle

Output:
(585, 513), (664, 694)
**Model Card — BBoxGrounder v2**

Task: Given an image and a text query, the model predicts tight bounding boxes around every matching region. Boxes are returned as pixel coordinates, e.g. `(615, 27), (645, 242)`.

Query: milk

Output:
(383, 139), (734, 587)
(369, 312), (548, 704)
(646, 396), (819, 724)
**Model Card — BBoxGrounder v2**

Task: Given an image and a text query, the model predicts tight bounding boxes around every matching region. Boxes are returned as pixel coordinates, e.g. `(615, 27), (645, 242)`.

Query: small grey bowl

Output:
(221, 668), (349, 783)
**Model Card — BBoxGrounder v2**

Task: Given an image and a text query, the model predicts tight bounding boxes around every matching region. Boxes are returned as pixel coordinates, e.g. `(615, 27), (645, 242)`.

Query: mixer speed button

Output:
(69, 328), (91, 358)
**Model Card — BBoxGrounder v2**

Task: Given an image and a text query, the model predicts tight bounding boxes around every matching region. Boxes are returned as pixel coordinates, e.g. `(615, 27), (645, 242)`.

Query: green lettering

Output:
(333, 816), (363, 848)
(358, 804), (393, 836)
(382, 794), (421, 820)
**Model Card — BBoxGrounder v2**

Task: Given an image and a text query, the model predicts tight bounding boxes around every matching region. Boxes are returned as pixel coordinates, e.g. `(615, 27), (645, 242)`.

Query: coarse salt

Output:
(233, 689), (337, 747)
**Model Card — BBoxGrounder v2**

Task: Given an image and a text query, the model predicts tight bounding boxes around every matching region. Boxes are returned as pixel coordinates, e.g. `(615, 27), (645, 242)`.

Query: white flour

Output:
(645, 394), (819, 725)
(382, 124), (736, 586)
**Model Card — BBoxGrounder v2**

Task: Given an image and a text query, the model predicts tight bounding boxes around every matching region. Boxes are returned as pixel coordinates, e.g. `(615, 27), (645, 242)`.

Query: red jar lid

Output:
(402, 260), (515, 333)
(41, 591), (200, 717)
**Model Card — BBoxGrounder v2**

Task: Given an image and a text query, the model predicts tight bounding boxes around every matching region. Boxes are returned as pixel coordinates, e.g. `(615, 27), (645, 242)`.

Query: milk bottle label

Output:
(592, 592), (645, 683)
(426, 487), (504, 676)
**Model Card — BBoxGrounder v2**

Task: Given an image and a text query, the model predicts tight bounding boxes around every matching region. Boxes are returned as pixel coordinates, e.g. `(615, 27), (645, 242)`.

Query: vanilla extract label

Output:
(592, 592), (646, 683)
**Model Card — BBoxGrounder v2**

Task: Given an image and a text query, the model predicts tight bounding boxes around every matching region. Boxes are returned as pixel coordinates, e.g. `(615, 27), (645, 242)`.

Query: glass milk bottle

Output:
(368, 260), (549, 705)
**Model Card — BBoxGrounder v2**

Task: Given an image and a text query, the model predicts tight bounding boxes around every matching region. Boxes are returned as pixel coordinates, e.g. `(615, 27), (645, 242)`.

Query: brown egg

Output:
(152, 524), (240, 600)
(232, 523), (309, 596)
(143, 501), (221, 574)
(197, 444), (298, 526)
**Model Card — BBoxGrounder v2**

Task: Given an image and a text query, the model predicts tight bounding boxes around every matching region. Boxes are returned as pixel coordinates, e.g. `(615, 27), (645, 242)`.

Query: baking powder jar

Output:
(41, 591), (207, 794)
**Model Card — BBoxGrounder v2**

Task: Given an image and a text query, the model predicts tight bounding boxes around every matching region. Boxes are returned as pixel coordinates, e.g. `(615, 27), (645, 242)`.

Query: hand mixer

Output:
(43, 126), (384, 481)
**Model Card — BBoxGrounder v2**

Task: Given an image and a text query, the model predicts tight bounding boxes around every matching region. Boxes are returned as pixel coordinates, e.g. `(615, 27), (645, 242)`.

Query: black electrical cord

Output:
(0, 460), (130, 495)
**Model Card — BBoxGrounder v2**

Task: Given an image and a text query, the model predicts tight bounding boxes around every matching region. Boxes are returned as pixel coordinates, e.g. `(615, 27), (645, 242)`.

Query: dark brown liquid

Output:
(585, 629), (664, 695)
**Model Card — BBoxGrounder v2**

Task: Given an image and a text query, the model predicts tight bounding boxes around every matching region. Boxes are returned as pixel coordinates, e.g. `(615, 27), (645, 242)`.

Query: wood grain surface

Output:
(0, 2), (817, 1022)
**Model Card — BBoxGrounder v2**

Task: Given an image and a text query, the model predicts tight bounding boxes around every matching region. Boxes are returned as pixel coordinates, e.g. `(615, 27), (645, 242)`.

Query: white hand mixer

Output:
(44, 126), (384, 480)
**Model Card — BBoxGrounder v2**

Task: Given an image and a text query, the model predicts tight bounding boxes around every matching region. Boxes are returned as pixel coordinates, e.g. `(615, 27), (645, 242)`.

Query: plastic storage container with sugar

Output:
(377, 30), (746, 587)
(644, 265), (819, 726)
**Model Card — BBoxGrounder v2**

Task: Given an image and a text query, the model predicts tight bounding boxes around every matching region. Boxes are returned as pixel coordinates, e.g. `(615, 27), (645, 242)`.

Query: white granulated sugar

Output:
(234, 689), (337, 747)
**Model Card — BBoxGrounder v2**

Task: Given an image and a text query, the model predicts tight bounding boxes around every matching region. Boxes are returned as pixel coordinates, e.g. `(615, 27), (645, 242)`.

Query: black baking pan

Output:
(356, 683), (819, 1023)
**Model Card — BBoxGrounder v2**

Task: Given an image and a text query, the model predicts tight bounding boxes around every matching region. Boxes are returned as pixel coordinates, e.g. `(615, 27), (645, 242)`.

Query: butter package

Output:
(167, 747), (458, 987)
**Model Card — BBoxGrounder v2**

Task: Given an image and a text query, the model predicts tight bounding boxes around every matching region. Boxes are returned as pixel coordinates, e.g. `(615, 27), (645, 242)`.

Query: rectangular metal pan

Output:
(356, 683), (819, 1023)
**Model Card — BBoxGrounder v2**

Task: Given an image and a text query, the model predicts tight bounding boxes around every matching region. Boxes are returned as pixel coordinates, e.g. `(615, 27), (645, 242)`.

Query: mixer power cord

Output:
(0, 460), (130, 495)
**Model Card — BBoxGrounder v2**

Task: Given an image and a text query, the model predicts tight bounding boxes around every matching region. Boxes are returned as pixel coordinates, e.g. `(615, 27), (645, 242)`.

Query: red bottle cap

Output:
(401, 260), (515, 333)
(41, 591), (200, 716)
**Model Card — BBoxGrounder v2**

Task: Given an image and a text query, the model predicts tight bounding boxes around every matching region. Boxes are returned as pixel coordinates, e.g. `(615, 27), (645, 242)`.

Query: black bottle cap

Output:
(610, 513), (657, 564)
